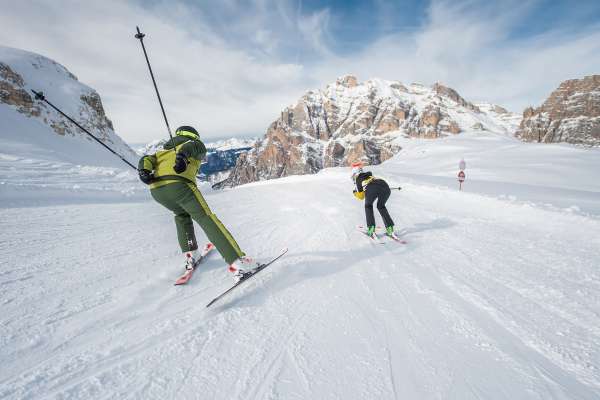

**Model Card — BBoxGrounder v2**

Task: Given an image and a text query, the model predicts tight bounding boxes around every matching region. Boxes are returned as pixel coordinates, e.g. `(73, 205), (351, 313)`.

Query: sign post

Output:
(458, 170), (465, 190)
(458, 159), (466, 191)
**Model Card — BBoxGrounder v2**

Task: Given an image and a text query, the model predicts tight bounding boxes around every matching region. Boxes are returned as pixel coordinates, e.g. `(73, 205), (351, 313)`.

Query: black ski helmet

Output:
(175, 126), (199, 139)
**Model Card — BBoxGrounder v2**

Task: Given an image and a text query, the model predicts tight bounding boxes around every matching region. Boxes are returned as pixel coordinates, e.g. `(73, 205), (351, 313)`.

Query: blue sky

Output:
(171, 0), (600, 60)
(1, 0), (599, 142)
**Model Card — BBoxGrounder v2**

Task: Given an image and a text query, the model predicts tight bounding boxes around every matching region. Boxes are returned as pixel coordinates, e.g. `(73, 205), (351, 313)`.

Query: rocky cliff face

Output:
(516, 75), (600, 146)
(220, 75), (513, 188)
(0, 62), (39, 117)
(0, 46), (136, 166)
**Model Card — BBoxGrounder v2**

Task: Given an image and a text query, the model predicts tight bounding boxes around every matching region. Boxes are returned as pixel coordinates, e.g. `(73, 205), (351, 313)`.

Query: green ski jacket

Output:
(138, 136), (207, 189)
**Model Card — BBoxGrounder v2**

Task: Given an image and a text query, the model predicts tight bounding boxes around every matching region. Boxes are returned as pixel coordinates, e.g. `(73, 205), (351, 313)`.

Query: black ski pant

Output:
(364, 180), (394, 228)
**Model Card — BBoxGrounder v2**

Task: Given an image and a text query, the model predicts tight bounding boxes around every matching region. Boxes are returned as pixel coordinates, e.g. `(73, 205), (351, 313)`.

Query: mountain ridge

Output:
(220, 75), (520, 188)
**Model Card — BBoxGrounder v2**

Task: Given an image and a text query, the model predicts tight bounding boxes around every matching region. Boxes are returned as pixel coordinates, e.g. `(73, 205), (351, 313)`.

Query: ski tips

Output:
(205, 247), (288, 308)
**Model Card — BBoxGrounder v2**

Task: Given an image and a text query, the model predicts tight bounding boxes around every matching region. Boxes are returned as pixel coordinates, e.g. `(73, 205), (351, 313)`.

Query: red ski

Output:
(174, 243), (215, 285)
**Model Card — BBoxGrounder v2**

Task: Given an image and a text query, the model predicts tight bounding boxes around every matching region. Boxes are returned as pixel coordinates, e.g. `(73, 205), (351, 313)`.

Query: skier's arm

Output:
(353, 176), (365, 200)
(178, 140), (207, 161)
(138, 154), (157, 184)
(138, 154), (157, 171)
(355, 171), (372, 192)
(173, 140), (207, 173)
(353, 172), (373, 200)
(356, 178), (364, 193)
(173, 140), (206, 174)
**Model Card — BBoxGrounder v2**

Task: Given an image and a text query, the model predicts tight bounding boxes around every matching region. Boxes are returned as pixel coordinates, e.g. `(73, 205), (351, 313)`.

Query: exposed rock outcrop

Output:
(220, 75), (506, 188)
(516, 75), (600, 146)
(0, 62), (40, 117)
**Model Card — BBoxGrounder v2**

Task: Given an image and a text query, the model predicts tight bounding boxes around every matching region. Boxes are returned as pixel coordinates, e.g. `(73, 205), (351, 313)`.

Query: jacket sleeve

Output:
(355, 171), (372, 192)
(178, 139), (207, 161)
(138, 154), (157, 171)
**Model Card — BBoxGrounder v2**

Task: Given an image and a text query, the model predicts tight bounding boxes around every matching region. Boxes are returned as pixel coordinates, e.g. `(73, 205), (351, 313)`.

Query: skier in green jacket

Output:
(138, 126), (252, 282)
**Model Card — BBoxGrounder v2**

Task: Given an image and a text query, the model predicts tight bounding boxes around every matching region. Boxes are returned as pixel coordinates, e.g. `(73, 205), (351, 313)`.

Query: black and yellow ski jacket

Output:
(353, 171), (376, 200)
(138, 135), (207, 189)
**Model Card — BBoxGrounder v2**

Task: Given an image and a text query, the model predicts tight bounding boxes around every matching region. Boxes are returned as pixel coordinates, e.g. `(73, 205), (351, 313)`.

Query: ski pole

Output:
(31, 90), (137, 170)
(134, 26), (173, 141)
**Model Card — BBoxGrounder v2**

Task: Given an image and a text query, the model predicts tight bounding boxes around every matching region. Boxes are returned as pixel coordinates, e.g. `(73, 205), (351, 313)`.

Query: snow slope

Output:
(388, 130), (600, 216)
(1, 130), (600, 399)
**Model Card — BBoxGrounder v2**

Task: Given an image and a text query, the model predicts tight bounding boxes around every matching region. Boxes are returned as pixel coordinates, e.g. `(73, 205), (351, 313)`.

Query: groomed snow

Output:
(1, 130), (600, 399)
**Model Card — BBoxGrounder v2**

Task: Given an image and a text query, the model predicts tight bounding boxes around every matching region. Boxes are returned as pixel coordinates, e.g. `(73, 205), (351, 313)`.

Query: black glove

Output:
(173, 153), (188, 174)
(138, 169), (154, 185)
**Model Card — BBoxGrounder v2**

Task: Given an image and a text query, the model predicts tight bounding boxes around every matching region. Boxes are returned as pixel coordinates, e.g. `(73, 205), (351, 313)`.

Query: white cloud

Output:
(0, 0), (310, 142)
(309, 0), (600, 113)
(297, 8), (333, 57)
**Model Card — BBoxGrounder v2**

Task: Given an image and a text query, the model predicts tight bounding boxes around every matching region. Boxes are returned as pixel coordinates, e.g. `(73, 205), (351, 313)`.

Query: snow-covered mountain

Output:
(206, 137), (257, 151)
(0, 46), (148, 204)
(474, 102), (522, 134)
(516, 75), (600, 146)
(136, 138), (167, 157)
(0, 46), (137, 167)
(221, 75), (520, 188)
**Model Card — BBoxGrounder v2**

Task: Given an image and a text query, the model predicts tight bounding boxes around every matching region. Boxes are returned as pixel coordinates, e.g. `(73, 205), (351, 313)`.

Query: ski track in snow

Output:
(2, 153), (600, 398)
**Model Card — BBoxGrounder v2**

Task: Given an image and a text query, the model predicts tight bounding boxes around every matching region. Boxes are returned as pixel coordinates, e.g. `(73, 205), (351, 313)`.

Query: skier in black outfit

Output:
(351, 162), (395, 237)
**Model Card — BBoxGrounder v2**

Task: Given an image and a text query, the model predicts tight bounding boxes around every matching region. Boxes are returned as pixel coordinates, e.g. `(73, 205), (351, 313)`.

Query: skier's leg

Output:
(151, 185), (198, 252)
(376, 186), (394, 228)
(364, 188), (377, 228)
(179, 183), (245, 265)
(174, 212), (198, 251)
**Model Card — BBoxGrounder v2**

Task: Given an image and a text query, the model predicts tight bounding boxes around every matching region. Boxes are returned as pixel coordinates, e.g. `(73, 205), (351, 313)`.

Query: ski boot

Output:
(366, 225), (376, 238)
(183, 249), (201, 271)
(386, 226), (395, 236)
(228, 256), (256, 283)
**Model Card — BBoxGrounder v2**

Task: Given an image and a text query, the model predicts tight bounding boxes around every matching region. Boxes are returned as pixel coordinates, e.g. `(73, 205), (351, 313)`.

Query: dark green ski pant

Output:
(150, 181), (245, 264)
